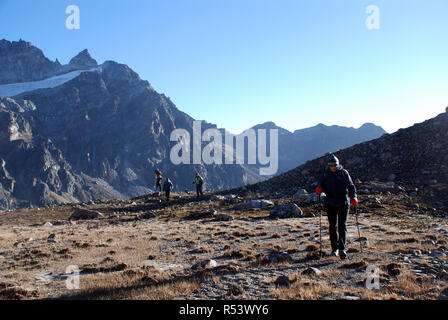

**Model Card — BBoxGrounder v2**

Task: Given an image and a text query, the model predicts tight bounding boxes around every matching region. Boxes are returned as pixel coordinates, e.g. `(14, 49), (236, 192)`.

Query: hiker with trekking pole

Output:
(315, 154), (358, 259)
(192, 172), (204, 198)
(162, 178), (174, 201)
(154, 169), (163, 192)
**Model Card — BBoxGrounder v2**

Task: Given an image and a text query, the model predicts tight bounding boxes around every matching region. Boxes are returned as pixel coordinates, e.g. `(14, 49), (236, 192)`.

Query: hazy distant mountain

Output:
(248, 121), (386, 174)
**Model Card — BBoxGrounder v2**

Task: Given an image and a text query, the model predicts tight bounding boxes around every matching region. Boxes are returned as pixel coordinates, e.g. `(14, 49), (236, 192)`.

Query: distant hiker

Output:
(315, 154), (358, 259)
(192, 172), (204, 197)
(163, 178), (174, 201)
(155, 169), (163, 192)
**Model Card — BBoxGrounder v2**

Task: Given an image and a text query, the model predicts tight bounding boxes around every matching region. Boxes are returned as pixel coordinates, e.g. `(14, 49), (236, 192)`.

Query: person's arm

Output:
(316, 172), (325, 194)
(343, 170), (357, 199)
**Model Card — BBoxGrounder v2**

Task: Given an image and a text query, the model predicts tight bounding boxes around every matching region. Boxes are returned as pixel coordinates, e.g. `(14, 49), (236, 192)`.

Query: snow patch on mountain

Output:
(0, 67), (102, 97)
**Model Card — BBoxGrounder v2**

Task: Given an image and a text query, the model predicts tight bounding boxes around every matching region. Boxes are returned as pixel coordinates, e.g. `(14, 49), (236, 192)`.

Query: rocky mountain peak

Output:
(0, 39), (62, 84)
(69, 49), (98, 69)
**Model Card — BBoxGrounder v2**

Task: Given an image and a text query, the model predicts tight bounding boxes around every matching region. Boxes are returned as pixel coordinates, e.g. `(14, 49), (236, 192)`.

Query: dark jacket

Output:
(318, 166), (356, 206)
(162, 181), (174, 192)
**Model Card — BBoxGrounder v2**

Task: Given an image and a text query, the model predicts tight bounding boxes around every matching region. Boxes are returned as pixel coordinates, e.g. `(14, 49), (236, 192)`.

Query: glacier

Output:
(0, 67), (102, 97)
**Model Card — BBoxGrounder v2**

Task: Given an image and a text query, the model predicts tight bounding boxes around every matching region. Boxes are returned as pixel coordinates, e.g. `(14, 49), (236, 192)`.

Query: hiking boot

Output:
(339, 250), (347, 259)
(331, 249), (339, 257)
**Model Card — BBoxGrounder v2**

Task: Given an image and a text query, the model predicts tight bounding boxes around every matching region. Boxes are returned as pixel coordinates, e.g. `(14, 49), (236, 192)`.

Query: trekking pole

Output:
(319, 194), (322, 257)
(355, 205), (363, 253)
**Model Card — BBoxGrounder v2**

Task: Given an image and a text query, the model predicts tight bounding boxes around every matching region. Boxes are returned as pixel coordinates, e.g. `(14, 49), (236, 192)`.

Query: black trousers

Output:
(165, 190), (170, 201)
(196, 184), (203, 197)
(156, 182), (162, 191)
(326, 203), (349, 251)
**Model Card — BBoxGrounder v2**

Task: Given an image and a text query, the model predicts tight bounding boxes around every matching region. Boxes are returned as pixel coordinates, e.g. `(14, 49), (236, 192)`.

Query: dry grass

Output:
(270, 274), (335, 299)
(66, 270), (202, 300)
(221, 247), (256, 261)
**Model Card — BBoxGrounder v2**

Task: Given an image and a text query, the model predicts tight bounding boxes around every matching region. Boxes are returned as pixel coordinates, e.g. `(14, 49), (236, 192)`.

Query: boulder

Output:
(293, 189), (316, 203)
(266, 250), (292, 264)
(69, 207), (103, 220)
(269, 203), (303, 219)
(250, 199), (274, 208)
(302, 267), (322, 277)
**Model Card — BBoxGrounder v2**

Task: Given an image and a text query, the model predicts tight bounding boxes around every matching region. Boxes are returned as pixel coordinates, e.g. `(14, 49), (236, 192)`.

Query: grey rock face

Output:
(0, 97), (92, 209)
(69, 49), (98, 69)
(0, 39), (63, 84)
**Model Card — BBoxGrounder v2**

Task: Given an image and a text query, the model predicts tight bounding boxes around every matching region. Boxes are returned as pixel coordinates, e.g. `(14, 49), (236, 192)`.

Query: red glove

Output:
(350, 198), (358, 206)
(315, 186), (323, 195)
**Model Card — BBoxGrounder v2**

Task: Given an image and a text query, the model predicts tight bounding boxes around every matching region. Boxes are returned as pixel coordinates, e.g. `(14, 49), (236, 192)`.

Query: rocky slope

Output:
(0, 98), (93, 209)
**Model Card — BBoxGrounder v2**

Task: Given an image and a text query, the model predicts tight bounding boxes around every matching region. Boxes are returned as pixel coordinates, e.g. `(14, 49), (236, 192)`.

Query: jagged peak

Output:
(69, 49), (98, 68)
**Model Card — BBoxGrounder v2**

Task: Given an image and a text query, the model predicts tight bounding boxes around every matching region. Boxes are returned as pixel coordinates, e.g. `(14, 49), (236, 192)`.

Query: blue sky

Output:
(1, 0), (447, 134)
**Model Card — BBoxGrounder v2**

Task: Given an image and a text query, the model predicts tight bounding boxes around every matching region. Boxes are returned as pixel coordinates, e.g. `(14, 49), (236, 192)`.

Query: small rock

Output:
(266, 251), (292, 264)
(214, 213), (234, 221)
(47, 234), (56, 240)
(386, 263), (401, 277)
(192, 259), (218, 270)
(342, 295), (361, 300)
(274, 275), (290, 288)
(302, 267), (322, 277)
(137, 211), (156, 220)
(43, 222), (53, 227)
(430, 250), (446, 258)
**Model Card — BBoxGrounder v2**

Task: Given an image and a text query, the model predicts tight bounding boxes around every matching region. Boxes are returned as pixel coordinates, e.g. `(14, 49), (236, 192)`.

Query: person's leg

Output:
(196, 185), (200, 197)
(337, 204), (349, 252)
(199, 184), (203, 196)
(165, 190), (170, 201)
(326, 205), (339, 252)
